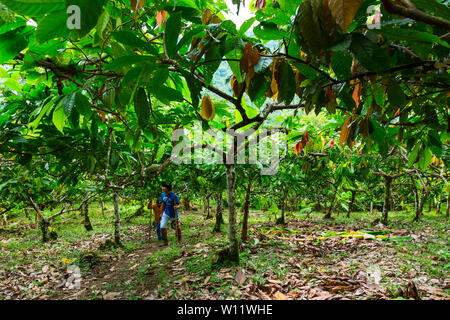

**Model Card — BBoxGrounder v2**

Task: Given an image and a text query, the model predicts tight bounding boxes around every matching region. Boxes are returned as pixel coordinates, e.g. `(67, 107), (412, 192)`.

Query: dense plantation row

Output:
(0, 0), (448, 300)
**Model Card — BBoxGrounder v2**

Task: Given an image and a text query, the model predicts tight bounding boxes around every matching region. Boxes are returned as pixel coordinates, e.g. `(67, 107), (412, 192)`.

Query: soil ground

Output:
(0, 203), (448, 300)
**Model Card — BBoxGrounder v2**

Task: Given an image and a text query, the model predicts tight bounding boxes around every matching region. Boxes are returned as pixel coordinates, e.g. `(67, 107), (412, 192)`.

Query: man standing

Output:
(159, 182), (182, 246)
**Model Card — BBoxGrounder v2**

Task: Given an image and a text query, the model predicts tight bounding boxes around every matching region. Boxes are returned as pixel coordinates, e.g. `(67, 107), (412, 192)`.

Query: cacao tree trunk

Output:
(225, 164), (239, 263)
(148, 199), (152, 242)
(82, 200), (93, 231)
(100, 198), (105, 216)
(415, 187), (426, 221)
(40, 216), (50, 242)
(113, 192), (121, 245)
(204, 196), (212, 219)
(370, 201), (373, 214)
(241, 180), (252, 242)
(446, 193), (449, 219)
(213, 192), (224, 233)
(410, 177), (418, 216)
(325, 186), (338, 219)
(436, 193), (442, 214)
(382, 177), (392, 225)
(347, 190), (356, 218)
(183, 197), (191, 211)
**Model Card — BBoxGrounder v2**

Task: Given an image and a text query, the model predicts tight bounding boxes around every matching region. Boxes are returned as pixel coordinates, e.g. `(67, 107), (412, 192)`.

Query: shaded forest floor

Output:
(0, 203), (449, 300)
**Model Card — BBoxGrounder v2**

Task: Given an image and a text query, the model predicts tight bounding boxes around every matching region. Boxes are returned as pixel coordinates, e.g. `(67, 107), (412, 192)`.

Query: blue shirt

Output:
(161, 192), (180, 218)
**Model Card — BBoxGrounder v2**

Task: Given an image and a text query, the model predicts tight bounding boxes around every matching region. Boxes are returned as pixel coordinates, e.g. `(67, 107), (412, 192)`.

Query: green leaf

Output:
(65, 0), (105, 37)
(386, 82), (406, 109)
(247, 72), (268, 106)
(63, 93), (76, 116)
(150, 67), (169, 88)
(74, 92), (91, 116)
(104, 55), (157, 71)
(332, 51), (352, 80)
(238, 17), (255, 36)
(410, 0), (450, 21)
(3, 78), (21, 91)
(277, 0), (302, 15)
(164, 12), (182, 58)
(0, 67), (8, 78)
(254, 56), (272, 73)
(29, 96), (58, 130)
(418, 147), (432, 171)
(294, 62), (320, 80)
(0, 27), (30, 64)
(155, 145), (165, 163)
(112, 31), (158, 54)
(0, 0), (64, 17)
(277, 62), (296, 105)
(253, 22), (285, 40)
(152, 85), (184, 103)
(52, 101), (67, 133)
(408, 143), (420, 167)
(380, 27), (450, 49)
(96, 9), (109, 39)
(204, 44), (222, 86)
(134, 87), (150, 128)
(181, 70), (202, 107)
(36, 10), (69, 43)
(350, 34), (390, 73)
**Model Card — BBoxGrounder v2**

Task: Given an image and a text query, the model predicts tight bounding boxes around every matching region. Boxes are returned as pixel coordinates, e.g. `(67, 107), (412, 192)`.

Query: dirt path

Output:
(53, 226), (165, 300)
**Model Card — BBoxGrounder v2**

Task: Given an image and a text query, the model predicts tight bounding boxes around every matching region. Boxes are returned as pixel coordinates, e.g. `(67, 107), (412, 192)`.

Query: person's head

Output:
(162, 182), (172, 193)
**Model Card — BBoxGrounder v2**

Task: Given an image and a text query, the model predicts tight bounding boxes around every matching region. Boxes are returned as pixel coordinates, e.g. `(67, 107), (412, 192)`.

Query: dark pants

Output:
(153, 222), (163, 240)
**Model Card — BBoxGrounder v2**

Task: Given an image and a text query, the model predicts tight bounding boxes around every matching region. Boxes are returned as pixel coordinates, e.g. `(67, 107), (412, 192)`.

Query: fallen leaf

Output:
(274, 291), (287, 300)
(235, 269), (246, 285)
(103, 292), (121, 300)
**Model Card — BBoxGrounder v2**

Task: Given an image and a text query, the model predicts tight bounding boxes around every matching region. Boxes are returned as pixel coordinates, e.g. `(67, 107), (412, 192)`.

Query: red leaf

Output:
(330, 139), (335, 148)
(394, 108), (400, 117)
(352, 83), (361, 107)
(255, 0), (266, 10)
(294, 142), (302, 157)
(156, 10), (167, 27)
(326, 86), (336, 103)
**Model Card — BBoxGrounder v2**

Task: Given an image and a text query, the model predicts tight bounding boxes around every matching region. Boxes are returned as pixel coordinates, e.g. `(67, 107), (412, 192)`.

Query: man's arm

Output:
(174, 194), (181, 210)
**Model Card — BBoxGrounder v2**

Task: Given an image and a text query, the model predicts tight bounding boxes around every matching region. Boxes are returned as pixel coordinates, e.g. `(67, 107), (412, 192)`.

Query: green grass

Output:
(1, 201), (448, 299)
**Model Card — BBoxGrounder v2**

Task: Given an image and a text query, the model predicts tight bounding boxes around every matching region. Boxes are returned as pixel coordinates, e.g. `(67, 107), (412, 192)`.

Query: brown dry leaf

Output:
(255, 0), (266, 10)
(419, 285), (450, 298)
(347, 121), (356, 149)
(339, 115), (351, 146)
(274, 291), (287, 300)
(202, 8), (213, 25)
(352, 82), (361, 107)
(359, 117), (369, 139)
(156, 10), (167, 27)
(230, 76), (243, 97)
(222, 273), (234, 280)
(294, 68), (305, 97)
(257, 289), (271, 300)
(235, 269), (246, 285)
(287, 291), (300, 297)
(330, 285), (356, 293)
(103, 291), (121, 300)
(240, 42), (261, 78)
(130, 0), (146, 12)
(328, 0), (364, 33)
(204, 276), (211, 285)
